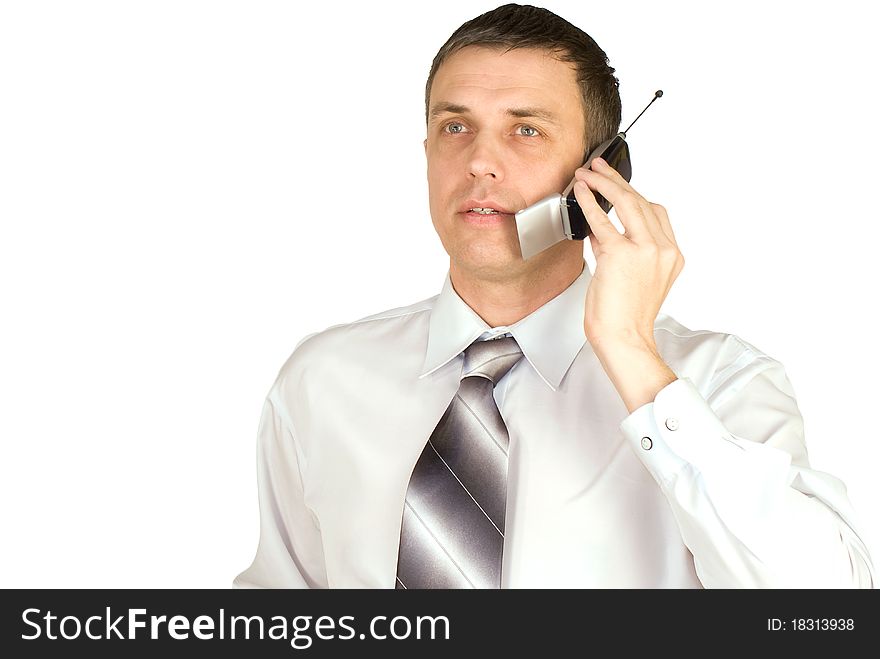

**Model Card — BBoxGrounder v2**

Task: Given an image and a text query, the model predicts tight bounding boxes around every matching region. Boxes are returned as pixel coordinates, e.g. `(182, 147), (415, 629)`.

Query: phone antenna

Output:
(622, 90), (663, 136)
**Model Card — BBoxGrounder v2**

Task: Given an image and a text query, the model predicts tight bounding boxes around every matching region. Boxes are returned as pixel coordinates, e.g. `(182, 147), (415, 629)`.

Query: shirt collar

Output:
(419, 260), (591, 390)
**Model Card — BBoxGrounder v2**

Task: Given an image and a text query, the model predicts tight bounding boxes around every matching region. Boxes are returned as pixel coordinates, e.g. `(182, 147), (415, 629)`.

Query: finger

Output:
(572, 179), (622, 245)
(575, 166), (654, 243)
(579, 159), (670, 245)
(589, 156), (632, 186)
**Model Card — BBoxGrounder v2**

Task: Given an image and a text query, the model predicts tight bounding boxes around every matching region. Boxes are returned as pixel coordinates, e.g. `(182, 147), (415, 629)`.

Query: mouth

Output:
(458, 201), (516, 225)
(460, 208), (513, 225)
(466, 207), (508, 215)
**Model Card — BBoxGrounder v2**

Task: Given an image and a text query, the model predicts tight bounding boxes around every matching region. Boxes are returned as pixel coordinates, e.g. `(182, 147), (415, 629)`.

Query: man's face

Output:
(425, 46), (587, 280)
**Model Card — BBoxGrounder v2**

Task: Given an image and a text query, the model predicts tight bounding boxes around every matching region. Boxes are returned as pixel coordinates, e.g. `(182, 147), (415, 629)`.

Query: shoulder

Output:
(654, 313), (772, 357)
(270, 292), (438, 396)
(653, 313), (785, 394)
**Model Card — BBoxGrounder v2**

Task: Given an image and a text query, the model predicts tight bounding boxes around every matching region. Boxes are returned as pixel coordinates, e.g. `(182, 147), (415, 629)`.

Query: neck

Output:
(449, 249), (585, 327)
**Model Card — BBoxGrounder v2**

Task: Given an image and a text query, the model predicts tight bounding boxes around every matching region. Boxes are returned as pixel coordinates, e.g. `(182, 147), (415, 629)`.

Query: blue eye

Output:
(518, 125), (539, 137)
(444, 122), (466, 134)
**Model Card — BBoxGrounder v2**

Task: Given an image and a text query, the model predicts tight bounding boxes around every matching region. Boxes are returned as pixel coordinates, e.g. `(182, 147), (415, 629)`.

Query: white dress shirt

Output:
(234, 260), (875, 588)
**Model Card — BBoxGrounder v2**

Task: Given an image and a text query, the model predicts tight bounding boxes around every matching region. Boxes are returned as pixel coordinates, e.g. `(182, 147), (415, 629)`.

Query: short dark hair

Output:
(425, 3), (622, 156)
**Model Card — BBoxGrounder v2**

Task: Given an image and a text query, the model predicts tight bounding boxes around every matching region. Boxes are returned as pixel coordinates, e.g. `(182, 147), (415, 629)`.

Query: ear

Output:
(423, 138), (428, 154)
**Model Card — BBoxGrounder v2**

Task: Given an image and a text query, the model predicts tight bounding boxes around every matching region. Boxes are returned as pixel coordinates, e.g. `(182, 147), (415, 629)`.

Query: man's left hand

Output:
(571, 156), (684, 412)
(573, 156), (684, 351)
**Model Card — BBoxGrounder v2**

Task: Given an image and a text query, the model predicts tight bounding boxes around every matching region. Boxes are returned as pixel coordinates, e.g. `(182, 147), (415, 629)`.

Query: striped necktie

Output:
(396, 336), (524, 589)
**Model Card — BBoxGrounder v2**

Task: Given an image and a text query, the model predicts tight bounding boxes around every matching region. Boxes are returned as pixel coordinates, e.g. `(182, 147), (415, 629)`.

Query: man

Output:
(234, 4), (874, 588)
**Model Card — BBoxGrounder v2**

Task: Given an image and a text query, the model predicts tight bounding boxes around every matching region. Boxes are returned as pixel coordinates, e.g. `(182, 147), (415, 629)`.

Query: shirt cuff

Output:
(619, 377), (793, 491)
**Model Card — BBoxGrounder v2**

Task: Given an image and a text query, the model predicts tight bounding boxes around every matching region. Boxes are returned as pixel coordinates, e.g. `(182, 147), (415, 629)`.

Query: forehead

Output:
(430, 45), (582, 115)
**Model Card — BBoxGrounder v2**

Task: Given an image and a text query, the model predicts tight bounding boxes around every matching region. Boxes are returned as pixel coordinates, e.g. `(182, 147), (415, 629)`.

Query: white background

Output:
(1, 0), (877, 588)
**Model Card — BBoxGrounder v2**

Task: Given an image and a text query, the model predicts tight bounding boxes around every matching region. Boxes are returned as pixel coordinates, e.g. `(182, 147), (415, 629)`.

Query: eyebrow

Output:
(428, 102), (561, 125)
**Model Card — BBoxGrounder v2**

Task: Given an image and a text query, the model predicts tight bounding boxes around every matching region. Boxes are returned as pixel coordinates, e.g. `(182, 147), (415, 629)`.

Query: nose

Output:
(466, 133), (505, 182)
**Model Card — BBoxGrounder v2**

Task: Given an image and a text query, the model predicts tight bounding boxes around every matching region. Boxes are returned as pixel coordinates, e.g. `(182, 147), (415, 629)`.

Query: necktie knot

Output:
(462, 336), (523, 385)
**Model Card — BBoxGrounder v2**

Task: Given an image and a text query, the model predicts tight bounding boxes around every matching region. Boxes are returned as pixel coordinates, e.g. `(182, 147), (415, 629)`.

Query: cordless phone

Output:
(514, 90), (663, 259)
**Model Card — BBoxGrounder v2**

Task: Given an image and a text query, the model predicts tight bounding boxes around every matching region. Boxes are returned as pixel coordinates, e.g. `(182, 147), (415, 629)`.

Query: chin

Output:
(453, 250), (526, 279)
